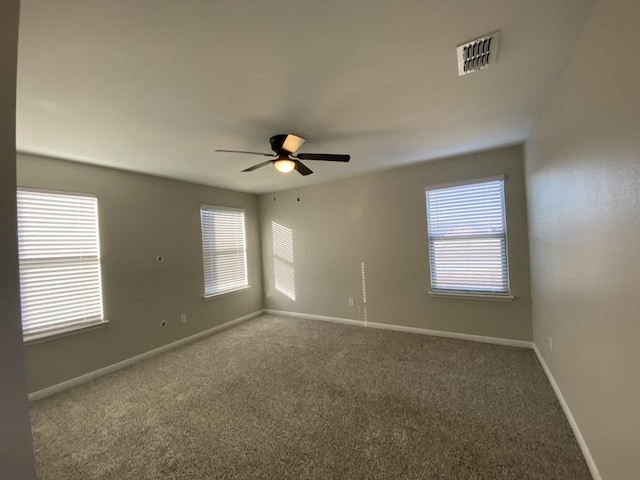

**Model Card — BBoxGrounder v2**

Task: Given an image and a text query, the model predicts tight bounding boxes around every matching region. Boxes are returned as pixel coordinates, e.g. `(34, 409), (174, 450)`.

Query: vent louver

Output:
(457, 31), (500, 76)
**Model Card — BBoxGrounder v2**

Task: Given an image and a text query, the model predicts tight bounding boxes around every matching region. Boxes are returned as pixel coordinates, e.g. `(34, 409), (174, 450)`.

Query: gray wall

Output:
(525, 0), (640, 477)
(0, 1), (38, 477)
(259, 145), (532, 341)
(18, 153), (263, 393)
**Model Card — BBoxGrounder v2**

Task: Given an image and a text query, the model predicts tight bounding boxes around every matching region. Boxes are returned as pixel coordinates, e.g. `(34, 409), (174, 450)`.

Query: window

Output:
(425, 177), (510, 296)
(17, 189), (105, 339)
(200, 206), (248, 297)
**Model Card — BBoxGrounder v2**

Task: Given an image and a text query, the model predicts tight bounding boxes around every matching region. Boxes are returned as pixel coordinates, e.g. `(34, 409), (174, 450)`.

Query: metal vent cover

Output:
(457, 31), (500, 76)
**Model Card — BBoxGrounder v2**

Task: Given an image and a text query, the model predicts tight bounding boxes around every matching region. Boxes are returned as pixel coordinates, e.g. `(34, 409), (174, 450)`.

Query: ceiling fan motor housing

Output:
(270, 134), (306, 155)
(270, 134), (289, 154)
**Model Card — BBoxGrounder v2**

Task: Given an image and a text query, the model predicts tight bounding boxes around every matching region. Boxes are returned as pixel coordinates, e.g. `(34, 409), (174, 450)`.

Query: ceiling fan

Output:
(215, 134), (350, 176)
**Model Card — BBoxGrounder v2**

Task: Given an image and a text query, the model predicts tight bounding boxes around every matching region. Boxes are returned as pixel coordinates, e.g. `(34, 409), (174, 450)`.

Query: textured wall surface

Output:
(0, 1), (38, 477)
(259, 145), (532, 341)
(18, 154), (263, 392)
(525, 0), (640, 477)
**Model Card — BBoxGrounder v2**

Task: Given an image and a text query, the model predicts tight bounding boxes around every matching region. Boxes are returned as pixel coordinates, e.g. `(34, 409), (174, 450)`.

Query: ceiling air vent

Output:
(457, 31), (500, 76)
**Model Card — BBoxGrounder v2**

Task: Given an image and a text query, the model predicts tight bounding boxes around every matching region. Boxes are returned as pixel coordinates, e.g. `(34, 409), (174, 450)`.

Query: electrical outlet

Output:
(348, 298), (354, 307)
(180, 313), (187, 324)
(549, 336), (553, 352)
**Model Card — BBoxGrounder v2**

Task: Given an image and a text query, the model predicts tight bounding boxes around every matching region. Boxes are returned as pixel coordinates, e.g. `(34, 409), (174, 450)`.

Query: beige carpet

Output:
(30, 314), (590, 479)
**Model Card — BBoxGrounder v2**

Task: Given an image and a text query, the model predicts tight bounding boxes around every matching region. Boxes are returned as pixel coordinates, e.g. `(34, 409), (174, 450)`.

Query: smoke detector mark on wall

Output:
(457, 31), (500, 76)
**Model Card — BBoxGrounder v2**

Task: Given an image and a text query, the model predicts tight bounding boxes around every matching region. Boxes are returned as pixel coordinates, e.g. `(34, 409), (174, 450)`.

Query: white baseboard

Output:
(29, 310), (264, 401)
(265, 309), (533, 349)
(266, 310), (365, 328)
(533, 345), (601, 480)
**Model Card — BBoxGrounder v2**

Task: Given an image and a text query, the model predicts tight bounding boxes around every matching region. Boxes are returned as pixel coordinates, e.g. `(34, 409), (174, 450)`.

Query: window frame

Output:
(16, 187), (107, 342)
(424, 176), (513, 301)
(199, 205), (249, 298)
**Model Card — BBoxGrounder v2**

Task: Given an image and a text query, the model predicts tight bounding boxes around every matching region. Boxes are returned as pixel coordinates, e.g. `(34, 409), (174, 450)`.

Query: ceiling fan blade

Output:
(242, 160), (274, 172)
(216, 149), (275, 157)
(294, 160), (313, 176)
(294, 153), (350, 162)
(282, 134), (306, 154)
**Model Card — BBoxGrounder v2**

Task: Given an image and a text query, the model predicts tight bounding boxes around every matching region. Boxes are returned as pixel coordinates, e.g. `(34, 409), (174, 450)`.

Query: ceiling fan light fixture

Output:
(216, 133), (349, 177)
(274, 159), (296, 173)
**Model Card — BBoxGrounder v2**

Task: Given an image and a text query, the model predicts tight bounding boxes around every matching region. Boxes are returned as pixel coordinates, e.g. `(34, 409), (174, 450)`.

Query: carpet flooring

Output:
(30, 314), (591, 479)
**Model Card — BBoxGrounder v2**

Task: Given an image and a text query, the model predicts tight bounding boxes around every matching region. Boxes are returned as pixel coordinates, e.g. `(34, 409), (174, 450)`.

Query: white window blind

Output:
(425, 178), (509, 294)
(17, 189), (105, 338)
(200, 206), (248, 297)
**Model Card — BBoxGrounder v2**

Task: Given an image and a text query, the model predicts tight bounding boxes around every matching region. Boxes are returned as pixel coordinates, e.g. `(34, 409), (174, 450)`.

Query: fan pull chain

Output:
(297, 176), (300, 202)
(272, 170), (276, 202)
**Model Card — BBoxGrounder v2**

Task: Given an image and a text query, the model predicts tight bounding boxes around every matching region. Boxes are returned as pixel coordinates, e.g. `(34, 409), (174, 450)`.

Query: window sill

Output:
(203, 285), (252, 301)
(24, 320), (109, 345)
(428, 290), (514, 302)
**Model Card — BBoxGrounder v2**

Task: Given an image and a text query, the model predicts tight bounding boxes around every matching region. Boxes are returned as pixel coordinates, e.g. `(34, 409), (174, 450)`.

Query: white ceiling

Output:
(16, 0), (594, 194)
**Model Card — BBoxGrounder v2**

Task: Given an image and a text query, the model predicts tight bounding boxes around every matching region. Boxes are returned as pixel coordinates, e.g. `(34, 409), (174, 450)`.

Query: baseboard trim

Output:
(28, 310), (264, 401)
(533, 345), (601, 480)
(266, 310), (365, 328)
(265, 309), (532, 349)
